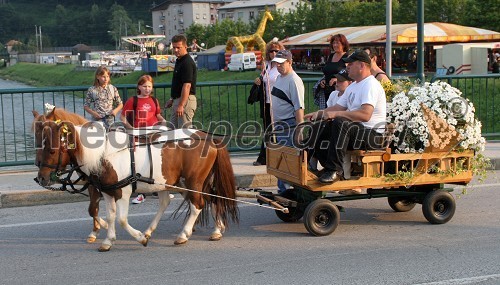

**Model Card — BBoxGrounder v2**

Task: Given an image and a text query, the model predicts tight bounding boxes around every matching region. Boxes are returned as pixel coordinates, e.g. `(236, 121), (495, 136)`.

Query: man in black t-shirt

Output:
(165, 34), (197, 129)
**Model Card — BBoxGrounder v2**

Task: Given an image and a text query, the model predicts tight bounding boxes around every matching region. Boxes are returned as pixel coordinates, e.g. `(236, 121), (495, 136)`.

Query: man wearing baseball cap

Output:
(270, 49), (305, 193)
(305, 50), (386, 184)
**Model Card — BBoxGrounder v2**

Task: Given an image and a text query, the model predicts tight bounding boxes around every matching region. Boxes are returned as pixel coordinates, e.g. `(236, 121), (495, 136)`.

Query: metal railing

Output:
(0, 78), (320, 167)
(431, 74), (500, 139)
(1, 74), (498, 167)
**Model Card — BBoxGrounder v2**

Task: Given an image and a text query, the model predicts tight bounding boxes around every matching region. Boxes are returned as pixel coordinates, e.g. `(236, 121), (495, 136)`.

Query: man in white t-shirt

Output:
(305, 50), (386, 184)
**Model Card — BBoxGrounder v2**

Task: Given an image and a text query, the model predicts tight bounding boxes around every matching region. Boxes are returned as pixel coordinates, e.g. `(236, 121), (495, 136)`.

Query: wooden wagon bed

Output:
(257, 142), (474, 236)
(265, 142), (473, 192)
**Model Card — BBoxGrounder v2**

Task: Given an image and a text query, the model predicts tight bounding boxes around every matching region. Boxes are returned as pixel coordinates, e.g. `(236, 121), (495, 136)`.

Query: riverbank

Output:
(0, 63), (262, 87)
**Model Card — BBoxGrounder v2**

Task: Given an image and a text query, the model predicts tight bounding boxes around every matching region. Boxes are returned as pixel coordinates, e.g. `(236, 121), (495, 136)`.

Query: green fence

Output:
(1, 74), (499, 167)
(0, 78), (320, 167)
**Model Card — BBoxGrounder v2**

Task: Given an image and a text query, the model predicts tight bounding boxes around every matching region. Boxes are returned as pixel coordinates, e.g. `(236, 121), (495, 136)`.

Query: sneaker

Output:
(132, 194), (145, 204)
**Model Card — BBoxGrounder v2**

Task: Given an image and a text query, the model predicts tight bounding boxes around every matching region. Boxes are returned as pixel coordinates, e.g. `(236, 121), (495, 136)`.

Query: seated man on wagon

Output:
(304, 50), (387, 184)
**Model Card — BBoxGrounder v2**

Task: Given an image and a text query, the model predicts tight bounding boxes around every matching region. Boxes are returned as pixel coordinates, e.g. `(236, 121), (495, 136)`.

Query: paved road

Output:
(0, 173), (499, 285)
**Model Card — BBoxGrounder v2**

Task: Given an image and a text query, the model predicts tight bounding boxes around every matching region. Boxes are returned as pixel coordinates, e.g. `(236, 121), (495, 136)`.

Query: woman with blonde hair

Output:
(252, 38), (284, 166)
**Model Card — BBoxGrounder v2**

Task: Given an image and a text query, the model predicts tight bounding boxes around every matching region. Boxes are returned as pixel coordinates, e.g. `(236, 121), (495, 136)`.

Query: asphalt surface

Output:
(1, 142), (499, 208)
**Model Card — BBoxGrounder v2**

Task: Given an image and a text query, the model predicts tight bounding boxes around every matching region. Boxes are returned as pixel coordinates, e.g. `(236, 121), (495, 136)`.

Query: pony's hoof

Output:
(174, 238), (188, 245)
(98, 245), (111, 252)
(87, 236), (97, 243)
(209, 233), (222, 241)
(141, 237), (149, 247)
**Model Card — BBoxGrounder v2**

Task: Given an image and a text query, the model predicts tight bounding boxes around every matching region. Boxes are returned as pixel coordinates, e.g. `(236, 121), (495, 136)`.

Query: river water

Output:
(0, 78), (85, 163)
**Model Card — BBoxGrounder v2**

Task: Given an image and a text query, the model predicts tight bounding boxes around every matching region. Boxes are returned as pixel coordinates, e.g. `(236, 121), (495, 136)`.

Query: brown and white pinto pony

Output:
(34, 109), (239, 252)
(32, 109), (107, 244)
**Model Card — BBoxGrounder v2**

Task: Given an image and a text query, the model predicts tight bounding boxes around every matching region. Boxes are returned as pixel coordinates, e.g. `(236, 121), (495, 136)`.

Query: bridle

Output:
(34, 124), (90, 196)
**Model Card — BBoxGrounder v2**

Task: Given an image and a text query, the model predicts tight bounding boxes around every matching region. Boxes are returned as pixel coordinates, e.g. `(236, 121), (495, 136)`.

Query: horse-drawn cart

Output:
(256, 142), (474, 236)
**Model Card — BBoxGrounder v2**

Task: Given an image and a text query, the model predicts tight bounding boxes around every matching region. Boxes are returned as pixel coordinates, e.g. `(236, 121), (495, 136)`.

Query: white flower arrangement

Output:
(387, 81), (486, 154)
(44, 103), (55, 115)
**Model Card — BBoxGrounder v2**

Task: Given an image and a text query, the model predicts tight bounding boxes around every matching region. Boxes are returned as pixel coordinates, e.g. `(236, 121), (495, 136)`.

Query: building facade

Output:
(151, 0), (234, 42)
(217, 0), (303, 24)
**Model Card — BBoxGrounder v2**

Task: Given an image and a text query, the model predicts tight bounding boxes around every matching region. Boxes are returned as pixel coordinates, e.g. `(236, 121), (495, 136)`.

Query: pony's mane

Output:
(50, 108), (88, 125)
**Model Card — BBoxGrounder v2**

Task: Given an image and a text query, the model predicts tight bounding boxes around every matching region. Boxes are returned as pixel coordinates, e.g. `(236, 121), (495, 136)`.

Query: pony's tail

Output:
(212, 145), (239, 225)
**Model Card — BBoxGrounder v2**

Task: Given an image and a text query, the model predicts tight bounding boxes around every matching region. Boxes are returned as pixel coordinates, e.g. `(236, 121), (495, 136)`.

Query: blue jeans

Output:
(272, 118), (296, 193)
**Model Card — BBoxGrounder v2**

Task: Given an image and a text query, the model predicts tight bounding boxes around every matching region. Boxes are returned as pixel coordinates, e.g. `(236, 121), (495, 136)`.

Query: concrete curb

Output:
(0, 173), (277, 208)
(0, 159), (498, 209)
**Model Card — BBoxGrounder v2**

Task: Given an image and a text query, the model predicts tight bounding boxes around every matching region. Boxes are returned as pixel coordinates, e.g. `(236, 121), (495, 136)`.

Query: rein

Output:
(154, 181), (288, 213)
(35, 162), (90, 196)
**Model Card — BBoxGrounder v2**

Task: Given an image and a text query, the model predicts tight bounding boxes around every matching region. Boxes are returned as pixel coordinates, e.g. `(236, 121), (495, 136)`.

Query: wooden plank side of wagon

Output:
(266, 143), (474, 192)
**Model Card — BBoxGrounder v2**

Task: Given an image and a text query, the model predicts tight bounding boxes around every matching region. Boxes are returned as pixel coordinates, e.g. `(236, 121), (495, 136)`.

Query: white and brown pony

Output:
(32, 109), (107, 244)
(34, 109), (239, 252)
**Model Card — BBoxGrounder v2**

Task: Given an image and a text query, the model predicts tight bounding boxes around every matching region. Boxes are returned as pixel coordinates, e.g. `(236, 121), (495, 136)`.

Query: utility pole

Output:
(417, 0), (425, 83)
(35, 25), (39, 52)
(39, 26), (43, 53)
(385, 0), (392, 78)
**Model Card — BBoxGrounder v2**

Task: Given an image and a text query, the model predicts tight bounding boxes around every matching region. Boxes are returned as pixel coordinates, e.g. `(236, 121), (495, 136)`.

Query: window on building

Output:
(196, 14), (199, 19)
(227, 12), (233, 19)
(203, 14), (207, 19)
(221, 13), (225, 19)
(249, 11), (254, 20)
(238, 12), (243, 19)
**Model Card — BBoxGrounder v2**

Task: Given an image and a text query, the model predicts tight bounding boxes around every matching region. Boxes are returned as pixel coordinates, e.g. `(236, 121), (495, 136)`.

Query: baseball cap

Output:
(342, 50), (371, 64)
(334, 69), (353, 81)
(271, 50), (292, 63)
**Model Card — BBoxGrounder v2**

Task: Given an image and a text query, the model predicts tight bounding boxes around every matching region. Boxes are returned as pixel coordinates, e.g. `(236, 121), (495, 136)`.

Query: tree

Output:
(185, 23), (206, 46)
(0, 4), (22, 42)
(425, 0), (467, 23)
(461, 0), (499, 32)
(109, 4), (133, 50)
(305, 0), (332, 31)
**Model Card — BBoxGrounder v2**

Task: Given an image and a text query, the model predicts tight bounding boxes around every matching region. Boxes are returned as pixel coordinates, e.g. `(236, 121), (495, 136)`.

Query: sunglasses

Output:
(269, 50), (279, 53)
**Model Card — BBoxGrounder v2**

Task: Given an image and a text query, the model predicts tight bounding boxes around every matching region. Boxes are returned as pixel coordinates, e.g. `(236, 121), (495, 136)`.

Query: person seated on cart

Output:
(304, 50), (386, 184)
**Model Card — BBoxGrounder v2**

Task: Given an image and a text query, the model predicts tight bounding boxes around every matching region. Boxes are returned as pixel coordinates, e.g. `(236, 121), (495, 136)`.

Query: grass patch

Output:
(0, 63), (262, 87)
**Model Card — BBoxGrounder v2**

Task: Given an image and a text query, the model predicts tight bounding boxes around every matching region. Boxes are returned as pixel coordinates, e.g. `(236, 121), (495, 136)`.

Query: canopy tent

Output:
(121, 35), (166, 49)
(282, 22), (500, 48)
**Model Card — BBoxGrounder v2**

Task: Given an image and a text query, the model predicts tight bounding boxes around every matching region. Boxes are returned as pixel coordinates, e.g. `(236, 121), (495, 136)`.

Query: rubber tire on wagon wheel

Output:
(275, 207), (304, 223)
(422, 190), (456, 224)
(303, 199), (340, 236)
(388, 196), (416, 212)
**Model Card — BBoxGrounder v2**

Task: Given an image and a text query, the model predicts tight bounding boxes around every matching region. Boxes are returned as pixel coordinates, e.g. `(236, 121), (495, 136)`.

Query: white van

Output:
(227, 52), (257, 71)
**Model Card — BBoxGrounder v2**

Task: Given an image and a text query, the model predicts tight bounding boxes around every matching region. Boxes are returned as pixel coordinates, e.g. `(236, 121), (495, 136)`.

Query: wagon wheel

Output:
(422, 190), (456, 224)
(388, 196), (416, 212)
(303, 199), (340, 236)
(275, 207), (303, 223)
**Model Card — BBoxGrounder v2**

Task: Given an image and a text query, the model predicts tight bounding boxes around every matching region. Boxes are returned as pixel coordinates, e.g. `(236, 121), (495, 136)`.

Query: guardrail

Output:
(0, 78), (320, 167)
(1, 74), (498, 167)
(431, 74), (500, 139)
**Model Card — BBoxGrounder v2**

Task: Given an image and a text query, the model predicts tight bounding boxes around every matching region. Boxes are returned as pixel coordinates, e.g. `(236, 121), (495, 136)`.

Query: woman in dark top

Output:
(320, 34), (349, 106)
